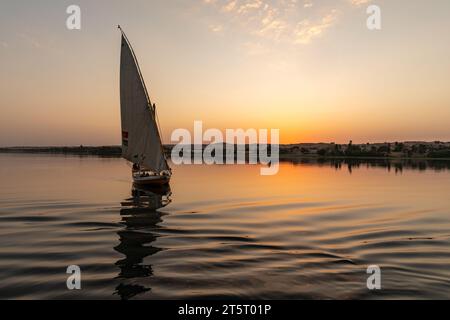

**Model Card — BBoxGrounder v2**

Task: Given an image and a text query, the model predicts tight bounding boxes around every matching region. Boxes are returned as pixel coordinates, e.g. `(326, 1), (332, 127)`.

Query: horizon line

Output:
(2, 140), (450, 149)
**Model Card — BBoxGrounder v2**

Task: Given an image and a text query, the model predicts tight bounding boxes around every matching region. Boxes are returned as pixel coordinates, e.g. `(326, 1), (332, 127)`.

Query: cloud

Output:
(303, 1), (313, 9)
(348, 0), (371, 6)
(294, 9), (339, 44)
(203, 0), (341, 46)
(209, 24), (224, 33)
(236, 0), (263, 14)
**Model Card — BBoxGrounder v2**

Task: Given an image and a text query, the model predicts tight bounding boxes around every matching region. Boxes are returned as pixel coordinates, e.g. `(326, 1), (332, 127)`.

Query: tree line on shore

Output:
(1, 141), (450, 159)
(283, 141), (450, 159)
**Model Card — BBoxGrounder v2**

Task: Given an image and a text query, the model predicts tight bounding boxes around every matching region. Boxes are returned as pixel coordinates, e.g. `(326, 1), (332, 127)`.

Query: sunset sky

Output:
(1, 0), (449, 146)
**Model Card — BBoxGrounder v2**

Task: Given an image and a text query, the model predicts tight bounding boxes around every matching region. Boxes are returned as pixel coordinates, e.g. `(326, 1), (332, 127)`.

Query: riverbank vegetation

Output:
(1, 141), (450, 160)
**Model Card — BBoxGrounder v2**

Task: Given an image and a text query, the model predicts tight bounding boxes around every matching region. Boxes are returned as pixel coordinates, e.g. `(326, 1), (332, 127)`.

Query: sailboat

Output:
(119, 26), (171, 186)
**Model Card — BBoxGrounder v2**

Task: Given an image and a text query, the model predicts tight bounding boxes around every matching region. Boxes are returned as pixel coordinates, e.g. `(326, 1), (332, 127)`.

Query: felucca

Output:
(119, 26), (171, 186)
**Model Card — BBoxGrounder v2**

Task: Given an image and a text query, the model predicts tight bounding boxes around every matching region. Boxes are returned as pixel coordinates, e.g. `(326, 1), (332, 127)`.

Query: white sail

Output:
(120, 33), (170, 173)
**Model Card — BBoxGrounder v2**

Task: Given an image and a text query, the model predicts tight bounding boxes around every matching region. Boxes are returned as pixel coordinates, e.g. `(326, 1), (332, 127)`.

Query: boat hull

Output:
(133, 175), (170, 186)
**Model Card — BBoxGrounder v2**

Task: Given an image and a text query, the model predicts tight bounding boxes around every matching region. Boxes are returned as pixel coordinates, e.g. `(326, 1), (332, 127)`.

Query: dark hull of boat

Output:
(133, 175), (170, 186)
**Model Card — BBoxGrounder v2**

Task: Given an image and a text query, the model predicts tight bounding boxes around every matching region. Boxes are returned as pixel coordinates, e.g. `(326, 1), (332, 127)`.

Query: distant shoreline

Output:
(1, 142), (450, 160)
(0, 146), (123, 157)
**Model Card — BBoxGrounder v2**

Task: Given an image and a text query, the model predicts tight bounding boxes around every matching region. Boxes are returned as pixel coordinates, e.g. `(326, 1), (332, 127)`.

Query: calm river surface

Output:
(0, 154), (450, 299)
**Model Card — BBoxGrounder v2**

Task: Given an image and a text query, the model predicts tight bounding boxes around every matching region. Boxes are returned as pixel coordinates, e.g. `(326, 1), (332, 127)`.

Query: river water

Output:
(0, 154), (449, 299)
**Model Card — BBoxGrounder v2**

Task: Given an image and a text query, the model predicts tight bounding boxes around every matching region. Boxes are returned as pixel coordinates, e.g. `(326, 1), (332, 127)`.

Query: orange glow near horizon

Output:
(1, 1), (450, 146)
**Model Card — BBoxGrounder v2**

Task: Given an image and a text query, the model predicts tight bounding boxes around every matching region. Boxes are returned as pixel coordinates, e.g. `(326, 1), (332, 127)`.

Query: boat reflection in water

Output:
(114, 184), (172, 300)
